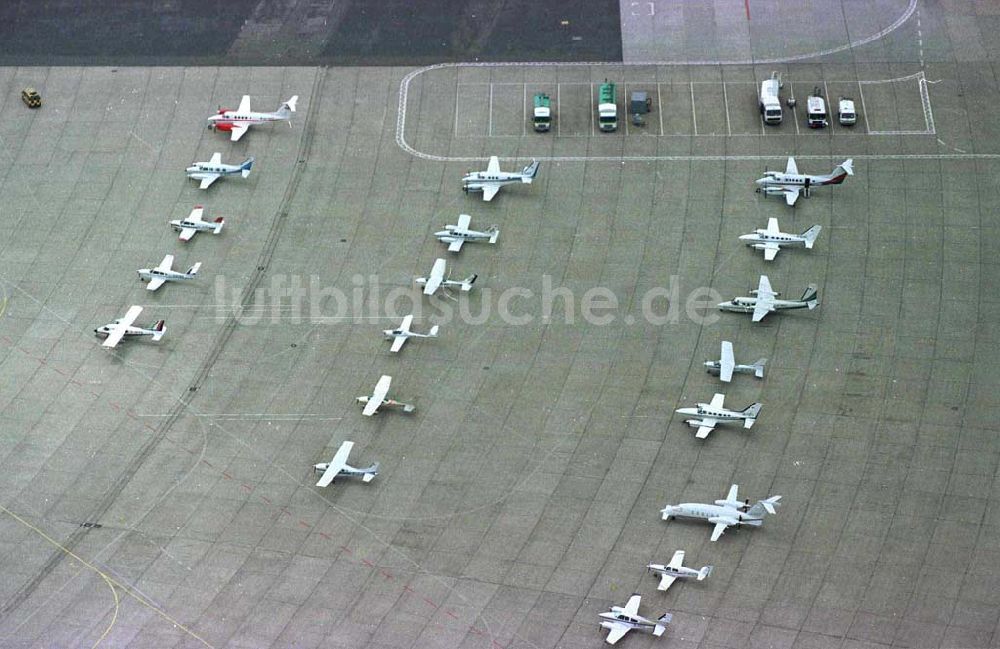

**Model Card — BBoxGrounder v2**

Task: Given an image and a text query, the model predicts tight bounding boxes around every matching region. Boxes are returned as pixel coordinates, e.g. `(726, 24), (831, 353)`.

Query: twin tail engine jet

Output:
(462, 156), (539, 201)
(207, 95), (298, 141)
(660, 484), (781, 542)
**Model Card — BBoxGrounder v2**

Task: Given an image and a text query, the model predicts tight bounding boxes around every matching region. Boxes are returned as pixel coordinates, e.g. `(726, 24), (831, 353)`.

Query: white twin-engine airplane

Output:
(186, 153), (254, 189)
(94, 305), (165, 348)
(207, 95), (298, 141)
(435, 214), (499, 252)
(170, 206), (224, 242)
(137, 255), (201, 292)
(314, 441), (379, 487)
(704, 341), (766, 383)
(599, 594), (671, 645)
(646, 550), (713, 592)
(383, 314), (439, 353)
(661, 484), (782, 542)
(676, 393), (761, 439)
(718, 274), (818, 322)
(754, 157), (853, 206)
(739, 218), (822, 261)
(462, 156), (540, 201)
(414, 258), (477, 296)
(356, 375), (415, 416)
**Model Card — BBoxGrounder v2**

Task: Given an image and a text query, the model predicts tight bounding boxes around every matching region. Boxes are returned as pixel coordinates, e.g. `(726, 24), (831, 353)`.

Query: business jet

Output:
(718, 275), (818, 322)
(356, 375), (415, 416)
(170, 206), (225, 242)
(661, 484), (781, 542)
(137, 255), (201, 292)
(414, 259), (477, 296)
(462, 156), (539, 201)
(186, 153), (254, 189)
(435, 214), (499, 252)
(383, 314), (439, 352)
(207, 95), (298, 141)
(754, 157), (853, 206)
(314, 441), (379, 487)
(646, 551), (713, 592)
(94, 306), (165, 348)
(675, 393), (761, 439)
(599, 594), (671, 645)
(739, 218), (822, 261)
(704, 341), (766, 382)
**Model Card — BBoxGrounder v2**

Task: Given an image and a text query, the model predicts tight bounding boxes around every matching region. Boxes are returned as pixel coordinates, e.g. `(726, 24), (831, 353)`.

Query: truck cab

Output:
(533, 93), (551, 132)
(759, 74), (782, 125)
(598, 81), (618, 132)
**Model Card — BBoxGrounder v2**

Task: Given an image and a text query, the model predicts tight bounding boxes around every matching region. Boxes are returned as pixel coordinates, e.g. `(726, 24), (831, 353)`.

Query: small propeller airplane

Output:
(646, 551), (713, 592)
(462, 156), (539, 201)
(598, 593), (672, 645)
(704, 341), (766, 383)
(675, 393), (761, 439)
(94, 305), (165, 348)
(718, 275), (818, 322)
(356, 375), (415, 416)
(170, 206), (225, 242)
(661, 484), (782, 542)
(186, 153), (254, 189)
(314, 441), (379, 487)
(435, 214), (500, 252)
(207, 95), (298, 141)
(383, 314), (439, 353)
(754, 157), (853, 206)
(739, 218), (822, 261)
(414, 259), (477, 296)
(138, 255), (201, 292)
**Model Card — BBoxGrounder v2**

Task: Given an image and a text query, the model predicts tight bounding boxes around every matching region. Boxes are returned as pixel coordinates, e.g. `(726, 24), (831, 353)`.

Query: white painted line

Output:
(690, 83), (698, 136)
(453, 82), (461, 138)
(623, 82), (630, 136)
(657, 82), (664, 136)
(722, 81), (732, 136)
(590, 82), (595, 137)
(557, 83), (561, 137)
(857, 80), (871, 134)
(824, 81), (835, 134)
(522, 83), (527, 136)
(488, 82), (494, 136)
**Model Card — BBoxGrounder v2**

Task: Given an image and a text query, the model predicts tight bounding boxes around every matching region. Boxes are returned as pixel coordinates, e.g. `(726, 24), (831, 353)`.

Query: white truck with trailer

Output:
(759, 72), (783, 125)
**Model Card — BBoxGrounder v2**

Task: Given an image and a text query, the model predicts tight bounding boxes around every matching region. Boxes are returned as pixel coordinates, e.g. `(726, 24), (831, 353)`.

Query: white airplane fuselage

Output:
(186, 161), (247, 180)
(312, 461), (379, 481)
(659, 502), (762, 526)
(93, 323), (160, 340)
(170, 218), (223, 235)
(718, 296), (811, 314)
(598, 611), (659, 635)
(676, 404), (749, 422)
(435, 227), (496, 243)
(462, 172), (525, 193)
(704, 360), (763, 377)
(137, 268), (197, 284)
(739, 231), (809, 248)
(647, 563), (710, 582)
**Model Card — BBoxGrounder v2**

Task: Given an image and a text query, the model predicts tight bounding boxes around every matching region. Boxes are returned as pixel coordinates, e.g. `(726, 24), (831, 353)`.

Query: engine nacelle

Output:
(761, 186), (786, 196)
(213, 121), (234, 132)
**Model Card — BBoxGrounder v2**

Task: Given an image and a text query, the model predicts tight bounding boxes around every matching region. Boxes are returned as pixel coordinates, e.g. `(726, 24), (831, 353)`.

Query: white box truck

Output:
(759, 72), (783, 125)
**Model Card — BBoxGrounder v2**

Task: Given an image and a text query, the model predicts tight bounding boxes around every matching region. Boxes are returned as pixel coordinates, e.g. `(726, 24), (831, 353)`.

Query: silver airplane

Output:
(314, 441), (379, 487)
(646, 550), (713, 592)
(414, 258), (477, 296)
(207, 94), (298, 141)
(754, 157), (853, 206)
(704, 341), (766, 383)
(462, 156), (540, 201)
(598, 593), (672, 645)
(94, 306), (165, 348)
(739, 218), (822, 261)
(660, 484), (782, 542)
(137, 254), (201, 292)
(435, 214), (499, 252)
(186, 153), (254, 189)
(718, 274), (818, 322)
(383, 314), (439, 353)
(170, 205), (225, 242)
(676, 393), (761, 439)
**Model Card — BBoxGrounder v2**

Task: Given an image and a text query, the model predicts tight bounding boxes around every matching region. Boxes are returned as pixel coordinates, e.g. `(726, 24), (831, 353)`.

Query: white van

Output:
(838, 97), (857, 126)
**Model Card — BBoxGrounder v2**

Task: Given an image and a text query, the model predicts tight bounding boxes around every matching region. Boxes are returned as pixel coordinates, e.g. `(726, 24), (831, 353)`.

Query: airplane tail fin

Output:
(827, 159), (853, 183)
(151, 320), (166, 341)
(747, 495), (782, 517)
(753, 359), (767, 378)
(186, 262), (202, 276)
(213, 217), (225, 234)
(698, 565), (714, 580)
(742, 403), (762, 427)
(277, 95), (299, 118)
(427, 325), (440, 337)
(361, 462), (379, 482)
(240, 157), (255, 178)
(800, 285), (819, 308)
(488, 226), (500, 244)
(461, 274), (478, 291)
(801, 225), (822, 248)
(653, 614), (672, 636)
(521, 159), (540, 183)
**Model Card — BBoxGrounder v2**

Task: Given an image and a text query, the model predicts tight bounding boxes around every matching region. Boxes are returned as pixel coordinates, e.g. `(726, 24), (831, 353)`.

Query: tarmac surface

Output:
(2, 1), (1000, 648)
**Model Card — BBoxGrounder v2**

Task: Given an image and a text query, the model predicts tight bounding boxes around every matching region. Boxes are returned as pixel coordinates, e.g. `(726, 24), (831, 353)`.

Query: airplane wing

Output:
(604, 622), (630, 645)
(695, 420), (717, 439)
(209, 152), (222, 165)
(316, 441), (353, 487)
(102, 305), (142, 348)
(156, 254), (174, 272)
(486, 156), (500, 174)
(757, 274), (775, 298)
(763, 243), (780, 261)
(237, 95), (251, 113)
(657, 574), (678, 592)
(720, 341), (735, 382)
(710, 521), (730, 542)
(389, 336), (406, 353)
(178, 227), (197, 242)
(709, 393), (725, 409)
(725, 484), (739, 503)
(363, 375), (392, 416)
(622, 594), (641, 617)
(188, 206), (205, 224)
(146, 277), (166, 292)
(784, 187), (800, 206)
(785, 157), (798, 175)
(766, 217), (780, 235)
(399, 314), (413, 332)
(456, 213), (471, 230)
(199, 175), (219, 190)
(668, 550), (685, 569)
(481, 183), (500, 202)
(447, 239), (464, 252)
(752, 301), (772, 322)
(423, 259), (446, 294)
(229, 123), (250, 142)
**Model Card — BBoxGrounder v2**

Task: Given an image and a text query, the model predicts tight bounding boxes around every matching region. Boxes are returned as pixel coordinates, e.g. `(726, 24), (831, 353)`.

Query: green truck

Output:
(598, 81), (617, 132)
(533, 93), (552, 132)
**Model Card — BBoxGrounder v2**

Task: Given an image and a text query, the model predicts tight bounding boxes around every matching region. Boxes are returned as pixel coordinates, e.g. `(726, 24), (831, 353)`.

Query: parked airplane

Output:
(414, 258), (477, 296)
(599, 594), (671, 645)
(138, 255), (201, 292)
(186, 153), (254, 189)
(739, 218), (822, 261)
(356, 375), (415, 416)
(383, 314), (439, 353)
(435, 214), (500, 252)
(170, 206), (224, 242)
(704, 341), (766, 383)
(94, 306), (165, 348)
(676, 393), (761, 439)
(718, 275), (818, 322)
(462, 156), (540, 201)
(207, 95), (298, 141)
(754, 157), (853, 206)
(314, 441), (379, 487)
(661, 484), (782, 542)
(646, 551), (713, 592)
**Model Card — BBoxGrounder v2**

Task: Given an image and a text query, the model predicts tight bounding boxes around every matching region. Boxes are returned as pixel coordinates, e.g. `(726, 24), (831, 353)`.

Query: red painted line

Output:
(469, 627), (484, 636)
(744, 0), (751, 20)
(70, 379), (83, 386)
(1, 335), (11, 343)
(144, 423), (156, 431)
(445, 610), (458, 620)
(402, 585), (415, 594)
(280, 507), (291, 516)
(201, 459), (214, 468)
(90, 391), (100, 398)
(318, 531), (331, 540)
(298, 520), (310, 529)
(260, 495), (272, 504)
(125, 410), (138, 420)
(422, 596), (438, 608)
(241, 484), (252, 492)
(37, 358), (46, 364)
(380, 569), (393, 580)
(109, 402), (121, 411)
(221, 471), (232, 480)
(361, 558), (374, 567)
(339, 545), (352, 554)
(52, 367), (66, 376)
